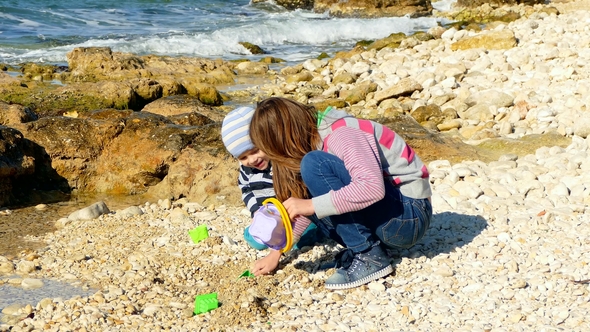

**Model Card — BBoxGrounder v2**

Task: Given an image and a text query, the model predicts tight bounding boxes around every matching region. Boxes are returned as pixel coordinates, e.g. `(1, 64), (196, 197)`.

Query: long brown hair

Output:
(250, 97), (321, 201)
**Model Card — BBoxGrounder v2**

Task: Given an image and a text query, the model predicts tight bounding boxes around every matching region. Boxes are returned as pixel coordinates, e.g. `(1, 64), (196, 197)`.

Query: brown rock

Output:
(334, 45), (366, 60)
(147, 148), (241, 206)
(19, 115), (123, 190)
(339, 83), (378, 105)
(373, 78), (423, 103)
(128, 78), (163, 102)
(234, 61), (269, 75)
(167, 112), (215, 127)
(141, 95), (225, 121)
(298, 84), (324, 98)
(410, 104), (442, 123)
(0, 126), (70, 206)
(280, 65), (303, 76)
(238, 42), (266, 55)
(66, 47), (233, 82)
(275, 0), (314, 10)
(156, 77), (187, 97)
(205, 67), (236, 84)
(314, 0), (432, 18)
(285, 71), (314, 84)
(456, 0), (544, 7)
(177, 80), (223, 106)
(332, 72), (357, 85)
(368, 32), (407, 51)
(310, 99), (348, 112)
(376, 113), (486, 165)
(0, 102), (38, 126)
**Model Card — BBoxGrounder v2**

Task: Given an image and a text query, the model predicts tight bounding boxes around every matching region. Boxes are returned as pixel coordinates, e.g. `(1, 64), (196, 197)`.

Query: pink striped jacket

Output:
(311, 108), (432, 219)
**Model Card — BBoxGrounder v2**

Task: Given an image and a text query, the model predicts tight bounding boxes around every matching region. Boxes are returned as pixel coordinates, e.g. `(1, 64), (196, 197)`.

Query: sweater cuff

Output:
(312, 192), (338, 219)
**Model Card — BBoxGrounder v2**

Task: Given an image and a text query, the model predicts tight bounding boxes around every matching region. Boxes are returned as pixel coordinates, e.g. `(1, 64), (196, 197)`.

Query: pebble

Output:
(21, 278), (44, 290)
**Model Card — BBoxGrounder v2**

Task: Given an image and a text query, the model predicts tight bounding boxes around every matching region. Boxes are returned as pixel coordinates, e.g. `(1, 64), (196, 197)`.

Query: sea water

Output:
(0, 0), (454, 66)
(0, 278), (95, 315)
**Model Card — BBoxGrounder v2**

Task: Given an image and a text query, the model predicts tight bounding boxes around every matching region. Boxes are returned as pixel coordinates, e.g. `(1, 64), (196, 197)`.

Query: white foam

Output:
(117, 14), (440, 58)
(432, 0), (458, 12)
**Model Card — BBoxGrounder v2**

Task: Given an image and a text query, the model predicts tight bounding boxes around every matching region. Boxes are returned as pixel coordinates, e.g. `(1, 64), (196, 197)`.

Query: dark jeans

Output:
(300, 150), (432, 254)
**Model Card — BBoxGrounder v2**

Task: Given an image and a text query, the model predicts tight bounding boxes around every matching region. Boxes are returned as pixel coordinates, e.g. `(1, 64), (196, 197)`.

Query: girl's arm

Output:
(290, 215), (311, 244)
(312, 126), (385, 219)
(252, 249), (281, 276)
(250, 211), (312, 277)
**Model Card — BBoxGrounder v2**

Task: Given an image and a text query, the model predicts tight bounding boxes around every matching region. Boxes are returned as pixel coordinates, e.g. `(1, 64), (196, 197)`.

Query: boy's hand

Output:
(283, 197), (314, 219)
(252, 250), (281, 276)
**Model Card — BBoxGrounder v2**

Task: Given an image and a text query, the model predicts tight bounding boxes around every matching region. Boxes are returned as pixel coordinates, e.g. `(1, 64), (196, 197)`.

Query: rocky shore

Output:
(2, 1), (590, 331)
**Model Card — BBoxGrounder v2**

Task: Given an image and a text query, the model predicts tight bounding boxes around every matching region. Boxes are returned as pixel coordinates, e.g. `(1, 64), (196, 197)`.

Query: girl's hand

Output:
(251, 250), (281, 276)
(283, 197), (315, 219)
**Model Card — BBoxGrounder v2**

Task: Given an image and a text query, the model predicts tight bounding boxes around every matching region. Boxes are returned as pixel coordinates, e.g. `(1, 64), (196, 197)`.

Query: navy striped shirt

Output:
(238, 163), (275, 217)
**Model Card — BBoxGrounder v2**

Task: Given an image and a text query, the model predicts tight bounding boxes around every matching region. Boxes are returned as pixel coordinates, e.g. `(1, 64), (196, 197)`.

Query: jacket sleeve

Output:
(312, 127), (386, 219)
(290, 215), (312, 247)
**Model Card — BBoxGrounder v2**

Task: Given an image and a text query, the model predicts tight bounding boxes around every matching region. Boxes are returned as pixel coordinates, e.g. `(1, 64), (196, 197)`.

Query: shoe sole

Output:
(325, 264), (394, 290)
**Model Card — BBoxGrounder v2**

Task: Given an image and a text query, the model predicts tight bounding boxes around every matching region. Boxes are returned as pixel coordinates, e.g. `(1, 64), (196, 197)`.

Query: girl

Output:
(249, 97), (432, 290)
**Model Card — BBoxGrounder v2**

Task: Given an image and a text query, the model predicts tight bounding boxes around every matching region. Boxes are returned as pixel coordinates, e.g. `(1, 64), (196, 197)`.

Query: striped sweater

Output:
(238, 163), (310, 244)
(312, 108), (432, 219)
(238, 163), (275, 217)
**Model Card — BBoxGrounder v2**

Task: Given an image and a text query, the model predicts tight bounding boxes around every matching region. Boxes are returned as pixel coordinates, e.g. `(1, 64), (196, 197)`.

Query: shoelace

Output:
(334, 248), (354, 267)
(347, 255), (368, 274)
(348, 247), (387, 274)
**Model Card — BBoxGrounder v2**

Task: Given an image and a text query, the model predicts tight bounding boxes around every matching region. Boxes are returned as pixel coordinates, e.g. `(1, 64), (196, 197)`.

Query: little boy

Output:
(221, 106), (319, 250)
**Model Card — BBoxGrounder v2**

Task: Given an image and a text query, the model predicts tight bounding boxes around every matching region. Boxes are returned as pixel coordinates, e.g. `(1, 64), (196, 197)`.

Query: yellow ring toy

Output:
(262, 198), (293, 253)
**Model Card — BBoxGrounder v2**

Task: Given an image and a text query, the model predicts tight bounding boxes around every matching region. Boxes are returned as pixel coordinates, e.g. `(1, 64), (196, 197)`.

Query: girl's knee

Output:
(301, 151), (325, 172)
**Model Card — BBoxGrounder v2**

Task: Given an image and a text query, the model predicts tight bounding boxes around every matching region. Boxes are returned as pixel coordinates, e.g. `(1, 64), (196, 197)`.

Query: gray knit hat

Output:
(221, 106), (255, 158)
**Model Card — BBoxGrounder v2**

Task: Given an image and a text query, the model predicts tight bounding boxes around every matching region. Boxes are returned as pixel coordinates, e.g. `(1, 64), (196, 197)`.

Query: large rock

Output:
(0, 126), (70, 206)
(141, 95), (226, 121)
(0, 80), (139, 117)
(2, 48), (236, 115)
(276, 0), (314, 10)
(456, 0), (544, 7)
(0, 102), (38, 126)
(147, 148), (241, 206)
(66, 47), (235, 82)
(314, 0), (432, 18)
(376, 113), (485, 164)
(252, 0), (432, 17)
(9, 109), (235, 203)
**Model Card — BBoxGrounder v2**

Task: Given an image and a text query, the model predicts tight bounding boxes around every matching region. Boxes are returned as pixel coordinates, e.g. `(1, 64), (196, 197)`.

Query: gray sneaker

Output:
(318, 248), (354, 270)
(324, 243), (393, 290)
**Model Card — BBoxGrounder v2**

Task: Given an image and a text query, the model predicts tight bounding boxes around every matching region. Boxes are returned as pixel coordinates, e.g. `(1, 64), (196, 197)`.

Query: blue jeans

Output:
(244, 219), (322, 251)
(300, 150), (431, 254)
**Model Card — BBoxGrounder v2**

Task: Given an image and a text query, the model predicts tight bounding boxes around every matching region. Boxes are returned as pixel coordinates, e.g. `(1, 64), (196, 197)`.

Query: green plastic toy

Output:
(188, 225), (209, 244)
(238, 270), (255, 279)
(194, 293), (218, 314)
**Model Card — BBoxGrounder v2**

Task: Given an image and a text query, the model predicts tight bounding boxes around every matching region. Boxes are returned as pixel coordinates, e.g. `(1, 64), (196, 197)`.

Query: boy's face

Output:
(238, 148), (270, 170)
